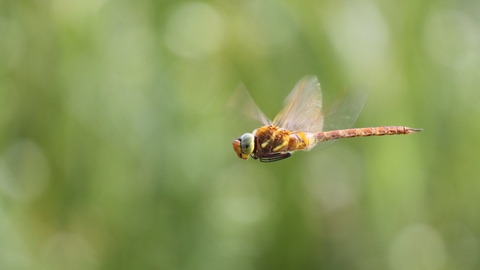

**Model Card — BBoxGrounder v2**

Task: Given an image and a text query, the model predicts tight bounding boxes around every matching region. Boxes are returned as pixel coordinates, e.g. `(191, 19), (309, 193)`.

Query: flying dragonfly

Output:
(230, 76), (422, 162)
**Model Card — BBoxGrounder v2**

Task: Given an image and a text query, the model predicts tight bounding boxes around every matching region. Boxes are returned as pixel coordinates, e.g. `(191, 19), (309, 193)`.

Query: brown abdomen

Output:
(316, 126), (422, 142)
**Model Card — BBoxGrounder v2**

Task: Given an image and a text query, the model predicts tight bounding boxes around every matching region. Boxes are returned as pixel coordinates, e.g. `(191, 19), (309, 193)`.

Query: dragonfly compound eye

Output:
(240, 133), (255, 155)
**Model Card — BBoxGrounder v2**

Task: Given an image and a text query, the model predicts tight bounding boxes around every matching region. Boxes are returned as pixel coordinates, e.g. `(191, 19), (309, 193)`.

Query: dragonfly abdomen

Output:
(316, 126), (422, 142)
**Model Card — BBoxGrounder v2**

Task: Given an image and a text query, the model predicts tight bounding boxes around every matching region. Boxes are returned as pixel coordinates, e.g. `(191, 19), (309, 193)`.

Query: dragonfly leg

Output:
(259, 152), (292, 163)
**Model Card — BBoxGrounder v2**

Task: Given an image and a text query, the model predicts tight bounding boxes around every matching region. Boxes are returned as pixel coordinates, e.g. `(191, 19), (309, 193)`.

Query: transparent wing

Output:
(227, 83), (271, 126)
(309, 85), (369, 151)
(272, 76), (324, 132)
(322, 86), (368, 132)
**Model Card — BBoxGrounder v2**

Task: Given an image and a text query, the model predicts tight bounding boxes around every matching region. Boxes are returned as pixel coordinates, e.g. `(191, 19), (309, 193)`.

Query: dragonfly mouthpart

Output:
(232, 133), (255, 160)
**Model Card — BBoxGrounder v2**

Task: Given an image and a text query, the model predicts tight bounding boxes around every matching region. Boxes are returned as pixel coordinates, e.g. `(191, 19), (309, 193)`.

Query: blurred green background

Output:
(1, 0), (480, 269)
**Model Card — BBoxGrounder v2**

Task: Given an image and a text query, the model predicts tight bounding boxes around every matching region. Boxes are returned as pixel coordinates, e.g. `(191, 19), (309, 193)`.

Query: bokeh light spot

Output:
(422, 10), (479, 69)
(323, 1), (390, 79)
(0, 139), (50, 202)
(42, 233), (97, 270)
(235, 0), (296, 55)
(389, 224), (446, 270)
(165, 2), (225, 58)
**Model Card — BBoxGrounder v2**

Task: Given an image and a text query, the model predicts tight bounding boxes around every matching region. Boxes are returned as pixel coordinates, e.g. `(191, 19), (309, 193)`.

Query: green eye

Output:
(240, 133), (255, 155)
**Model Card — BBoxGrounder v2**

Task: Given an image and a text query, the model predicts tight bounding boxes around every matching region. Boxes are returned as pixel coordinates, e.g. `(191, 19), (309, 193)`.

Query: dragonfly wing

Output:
(310, 86), (369, 151)
(228, 83), (271, 126)
(322, 86), (368, 132)
(272, 76), (324, 132)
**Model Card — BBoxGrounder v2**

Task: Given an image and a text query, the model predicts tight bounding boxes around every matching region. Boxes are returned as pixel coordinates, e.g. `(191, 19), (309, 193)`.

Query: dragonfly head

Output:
(232, 133), (255, 160)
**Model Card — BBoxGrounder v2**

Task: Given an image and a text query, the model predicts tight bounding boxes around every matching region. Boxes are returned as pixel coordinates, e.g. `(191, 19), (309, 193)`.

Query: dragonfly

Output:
(230, 76), (422, 162)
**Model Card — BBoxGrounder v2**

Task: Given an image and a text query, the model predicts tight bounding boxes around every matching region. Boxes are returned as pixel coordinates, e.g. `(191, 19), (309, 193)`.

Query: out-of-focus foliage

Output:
(1, 0), (479, 269)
